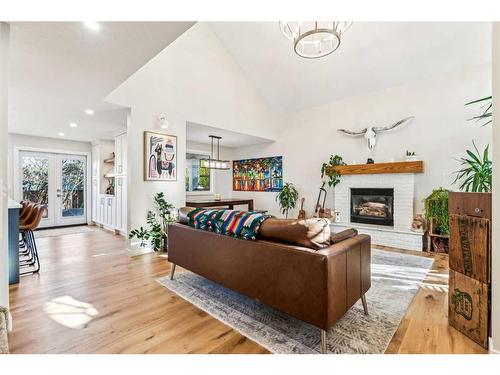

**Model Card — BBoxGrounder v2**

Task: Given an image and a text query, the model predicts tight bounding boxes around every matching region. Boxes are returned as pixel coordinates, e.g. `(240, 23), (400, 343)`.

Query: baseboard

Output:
(489, 338), (500, 354)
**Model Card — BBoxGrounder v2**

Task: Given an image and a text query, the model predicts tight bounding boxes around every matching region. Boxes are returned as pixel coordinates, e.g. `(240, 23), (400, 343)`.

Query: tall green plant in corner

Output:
(321, 154), (346, 187)
(453, 141), (492, 193)
(453, 96), (493, 193)
(466, 96), (492, 127)
(129, 192), (177, 251)
(276, 182), (298, 219)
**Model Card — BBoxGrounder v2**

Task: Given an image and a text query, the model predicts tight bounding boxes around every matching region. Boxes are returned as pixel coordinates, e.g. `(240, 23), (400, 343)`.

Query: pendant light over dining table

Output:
(279, 21), (352, 59)
(200, 135), (230, 170)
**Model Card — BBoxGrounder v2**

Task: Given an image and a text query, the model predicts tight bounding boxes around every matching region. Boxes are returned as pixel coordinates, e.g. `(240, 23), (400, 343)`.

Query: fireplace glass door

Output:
(350, 188), (394, 226)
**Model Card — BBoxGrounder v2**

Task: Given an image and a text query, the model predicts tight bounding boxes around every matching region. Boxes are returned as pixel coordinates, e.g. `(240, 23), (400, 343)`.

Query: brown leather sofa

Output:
(167, 209), (371, 354)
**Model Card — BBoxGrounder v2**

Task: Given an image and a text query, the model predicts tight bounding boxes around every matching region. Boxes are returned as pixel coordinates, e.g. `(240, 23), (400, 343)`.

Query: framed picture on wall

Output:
(233, 156), (283, 192)
(144, 131), (177, 181)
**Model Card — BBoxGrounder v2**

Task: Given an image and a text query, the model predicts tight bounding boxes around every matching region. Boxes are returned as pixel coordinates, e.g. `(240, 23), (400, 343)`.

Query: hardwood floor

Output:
(8, 227), (486, 354)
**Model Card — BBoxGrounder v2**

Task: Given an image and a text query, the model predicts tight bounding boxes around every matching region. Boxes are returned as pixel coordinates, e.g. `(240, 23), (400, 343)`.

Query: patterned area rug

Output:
(157, 249), (434, 354)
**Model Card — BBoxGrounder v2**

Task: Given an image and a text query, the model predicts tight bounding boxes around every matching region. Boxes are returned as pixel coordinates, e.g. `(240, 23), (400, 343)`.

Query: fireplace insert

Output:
(350, 188), (394, 226)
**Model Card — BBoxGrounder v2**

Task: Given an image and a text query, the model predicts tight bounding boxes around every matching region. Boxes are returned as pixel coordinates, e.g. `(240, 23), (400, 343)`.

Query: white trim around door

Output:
(14, 146), (92, 228)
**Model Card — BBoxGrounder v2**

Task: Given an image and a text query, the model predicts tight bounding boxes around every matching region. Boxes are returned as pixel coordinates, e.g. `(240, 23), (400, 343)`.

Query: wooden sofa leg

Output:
(321, 329), (328, 354)
(170, 264), (176, 280)
(361, 294), (369, 315)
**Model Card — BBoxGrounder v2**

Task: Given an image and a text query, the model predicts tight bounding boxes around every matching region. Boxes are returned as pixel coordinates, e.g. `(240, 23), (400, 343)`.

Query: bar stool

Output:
(19, 201), (34, 251)
(19, 204), (45, 275)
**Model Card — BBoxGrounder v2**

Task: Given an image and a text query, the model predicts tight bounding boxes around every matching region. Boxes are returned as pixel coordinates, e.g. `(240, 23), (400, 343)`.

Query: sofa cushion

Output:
(258, 217), (331, 250)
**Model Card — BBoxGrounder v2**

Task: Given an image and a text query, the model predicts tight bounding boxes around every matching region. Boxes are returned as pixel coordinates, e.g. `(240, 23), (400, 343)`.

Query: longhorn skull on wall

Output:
(337, 116), (414, 150)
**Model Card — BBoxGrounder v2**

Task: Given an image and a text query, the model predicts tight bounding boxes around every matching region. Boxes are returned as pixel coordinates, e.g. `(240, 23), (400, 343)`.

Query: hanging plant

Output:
(321, 154), (346, 187)
(275, 182), (299, 219)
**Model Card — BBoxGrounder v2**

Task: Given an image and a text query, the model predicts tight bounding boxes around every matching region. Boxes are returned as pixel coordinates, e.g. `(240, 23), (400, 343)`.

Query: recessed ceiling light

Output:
(69, 122), (78, 128)
(83, 22), (100, 31)
(58, 132), (65, 137)
(84, 109), (94, 116)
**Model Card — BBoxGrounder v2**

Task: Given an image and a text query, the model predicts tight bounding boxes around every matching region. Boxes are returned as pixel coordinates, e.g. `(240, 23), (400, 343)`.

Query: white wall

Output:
(491, 22), (500, 354)
(228, 65), (492, 218)
(7, 133), (92, 198)
(0, 22), (10, 308)
(105, 23), (277, 234)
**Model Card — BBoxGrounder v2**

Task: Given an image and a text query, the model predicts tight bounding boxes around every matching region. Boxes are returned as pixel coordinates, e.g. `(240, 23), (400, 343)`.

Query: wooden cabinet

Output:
(449, 270), (489, 348)
(448, 192), (491, 349)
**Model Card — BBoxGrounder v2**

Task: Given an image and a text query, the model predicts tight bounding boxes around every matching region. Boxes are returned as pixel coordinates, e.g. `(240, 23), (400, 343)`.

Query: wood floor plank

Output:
(7, 226), (486, 354)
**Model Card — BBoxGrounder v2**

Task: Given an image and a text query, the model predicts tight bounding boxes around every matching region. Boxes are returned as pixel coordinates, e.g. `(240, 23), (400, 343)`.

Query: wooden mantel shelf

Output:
(326, 160), (424, 175)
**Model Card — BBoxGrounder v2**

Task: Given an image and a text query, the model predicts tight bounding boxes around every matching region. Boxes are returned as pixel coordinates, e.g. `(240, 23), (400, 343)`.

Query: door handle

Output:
(57, 194), (62, 198)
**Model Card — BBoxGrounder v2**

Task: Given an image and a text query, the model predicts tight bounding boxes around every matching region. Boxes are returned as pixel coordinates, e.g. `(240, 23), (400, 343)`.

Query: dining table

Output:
(186, 198), (254, 211)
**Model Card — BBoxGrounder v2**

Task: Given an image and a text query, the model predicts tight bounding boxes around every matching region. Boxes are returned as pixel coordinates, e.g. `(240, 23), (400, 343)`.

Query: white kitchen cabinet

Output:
(115, 176), (127, 234)
(91, 134), (127, 235)
(91, 178), (98, 222)
(115, 132), (127, 176)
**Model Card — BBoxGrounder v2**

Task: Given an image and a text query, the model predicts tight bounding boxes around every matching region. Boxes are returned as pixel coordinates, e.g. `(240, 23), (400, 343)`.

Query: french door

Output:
(19, 151), (87, 228)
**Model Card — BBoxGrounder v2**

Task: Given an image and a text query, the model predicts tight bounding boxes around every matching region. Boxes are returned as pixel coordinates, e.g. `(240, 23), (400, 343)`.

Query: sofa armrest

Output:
(317, 234), (371, 329)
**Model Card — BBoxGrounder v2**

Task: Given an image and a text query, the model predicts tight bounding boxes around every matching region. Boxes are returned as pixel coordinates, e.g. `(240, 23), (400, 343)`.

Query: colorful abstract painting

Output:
(144, 131), (177, 181)
(233, 156), (283, 192)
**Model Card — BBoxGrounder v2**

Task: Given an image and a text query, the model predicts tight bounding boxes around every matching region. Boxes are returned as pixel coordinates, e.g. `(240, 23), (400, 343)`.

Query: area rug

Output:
(35, 225), (95, 238)
(157, 249), (434, 354)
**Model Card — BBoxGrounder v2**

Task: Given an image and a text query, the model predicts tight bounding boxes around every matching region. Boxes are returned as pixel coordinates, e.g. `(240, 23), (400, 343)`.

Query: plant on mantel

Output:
(321, 154), (346, 188)
(129, 192), (177, 251)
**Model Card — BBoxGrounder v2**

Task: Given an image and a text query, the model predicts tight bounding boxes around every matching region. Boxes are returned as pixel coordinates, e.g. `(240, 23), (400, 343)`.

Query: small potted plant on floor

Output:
(129, 192), (177, 252)
(276, 182), (298, 219)
(423, 188), (450, 253)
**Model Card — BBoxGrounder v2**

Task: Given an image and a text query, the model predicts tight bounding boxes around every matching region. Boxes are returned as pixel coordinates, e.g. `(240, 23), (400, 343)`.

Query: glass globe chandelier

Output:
(279, 21), (353, 59)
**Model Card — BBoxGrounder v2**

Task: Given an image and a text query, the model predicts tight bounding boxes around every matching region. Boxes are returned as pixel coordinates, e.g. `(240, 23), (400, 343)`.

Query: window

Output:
(186, 152), (211, 193)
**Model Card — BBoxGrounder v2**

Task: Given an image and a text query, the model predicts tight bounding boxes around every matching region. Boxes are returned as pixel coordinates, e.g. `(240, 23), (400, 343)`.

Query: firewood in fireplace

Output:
(358, 202), (388, 217)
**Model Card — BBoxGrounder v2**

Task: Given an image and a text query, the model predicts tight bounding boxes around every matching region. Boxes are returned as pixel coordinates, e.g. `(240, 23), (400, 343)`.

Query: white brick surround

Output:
(331, 173), (423, 251)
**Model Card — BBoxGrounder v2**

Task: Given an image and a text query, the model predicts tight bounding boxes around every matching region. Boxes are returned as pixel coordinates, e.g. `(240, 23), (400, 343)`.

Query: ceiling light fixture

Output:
(69, 122), (78, 128)
(84, 109), (94, 116)
(279, 21), (352, 59)
(200, 135), (230, 170)
(58, 132), (65, 137)
(83, 22), (100, 31)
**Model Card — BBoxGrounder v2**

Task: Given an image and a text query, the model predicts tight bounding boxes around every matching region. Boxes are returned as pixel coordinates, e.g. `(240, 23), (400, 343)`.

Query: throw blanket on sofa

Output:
(187, 209), (271, 240)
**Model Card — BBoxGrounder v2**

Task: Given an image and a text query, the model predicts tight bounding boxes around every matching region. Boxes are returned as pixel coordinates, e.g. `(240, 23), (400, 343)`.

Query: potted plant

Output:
(129, 192), (177, 252)
(423, 188), (450, 253)
(453, 141), (492, 193)
(276, 182), (298, 219)
(321, 154), (346, 188)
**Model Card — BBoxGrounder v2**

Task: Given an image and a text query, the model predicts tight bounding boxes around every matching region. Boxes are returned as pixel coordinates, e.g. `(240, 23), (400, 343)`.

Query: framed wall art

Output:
(144, 131), (177, 181)
(233, 156), (283, 192)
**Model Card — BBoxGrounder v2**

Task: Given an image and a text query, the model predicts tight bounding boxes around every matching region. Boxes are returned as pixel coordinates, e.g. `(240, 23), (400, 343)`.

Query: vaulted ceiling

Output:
(8, 22), (194, 141)
(209, 22), (492, 113)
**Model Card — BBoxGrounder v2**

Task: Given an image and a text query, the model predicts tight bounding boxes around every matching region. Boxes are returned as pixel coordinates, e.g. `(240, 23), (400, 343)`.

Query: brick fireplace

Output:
(330, 166), (424, 251)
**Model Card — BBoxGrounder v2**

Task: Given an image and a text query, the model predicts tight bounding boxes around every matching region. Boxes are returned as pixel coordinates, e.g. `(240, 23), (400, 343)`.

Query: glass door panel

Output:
(56, 155), (87, 225)
(60, 158), (85, 218)
(20, 152), (53, 225)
